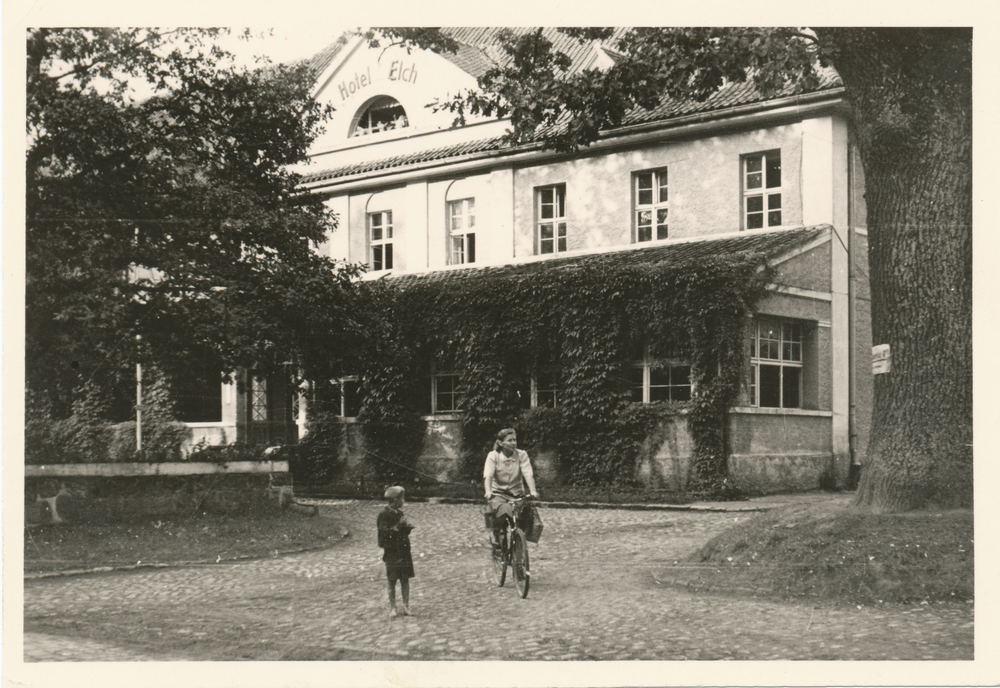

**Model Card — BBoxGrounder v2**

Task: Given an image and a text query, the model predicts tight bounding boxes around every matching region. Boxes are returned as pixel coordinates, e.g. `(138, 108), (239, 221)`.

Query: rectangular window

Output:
(369, 210), (394, 271)
(628, 348), (692, 403)
(750, 318), (803, 408)
(536, 185), (567, 254)
(172, 350), (223, 423)
(449, 198), (476, 265)
(329, 377), (361, 417)
(649, 364), (692, 402)
(251, 373), (268, 422)
(634, 168), (669, 242)
(743, 151), (782, 229)
(433, 373), (462, 413)
(534, 370), (560, 408)
(627, 366), (645, 403)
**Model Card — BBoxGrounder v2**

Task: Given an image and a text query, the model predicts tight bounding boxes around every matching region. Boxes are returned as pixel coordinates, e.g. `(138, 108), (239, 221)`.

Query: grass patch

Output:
(24, 506), (344, 574)
(663, 498), (973, 605)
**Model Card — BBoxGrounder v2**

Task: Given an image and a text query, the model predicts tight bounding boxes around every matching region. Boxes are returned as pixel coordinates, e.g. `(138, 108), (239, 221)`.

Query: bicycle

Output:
(485, 496), (532, 598)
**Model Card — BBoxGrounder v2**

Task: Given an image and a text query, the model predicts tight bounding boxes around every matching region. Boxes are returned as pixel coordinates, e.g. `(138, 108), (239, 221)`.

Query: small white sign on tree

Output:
(872, 344), (891, 375)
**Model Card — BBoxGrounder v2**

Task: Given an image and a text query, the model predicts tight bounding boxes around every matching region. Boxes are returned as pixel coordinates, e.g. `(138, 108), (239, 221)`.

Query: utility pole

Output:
(136, 335), (143, 452)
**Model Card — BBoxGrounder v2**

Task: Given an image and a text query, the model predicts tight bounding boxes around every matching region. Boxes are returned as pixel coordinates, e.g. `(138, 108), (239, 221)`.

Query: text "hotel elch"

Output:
(338, 61), (418, 101)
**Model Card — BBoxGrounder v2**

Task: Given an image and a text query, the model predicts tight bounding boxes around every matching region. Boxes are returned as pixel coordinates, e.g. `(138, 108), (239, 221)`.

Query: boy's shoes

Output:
(400, 605), (412, 616)
(389, 607), (398, 619)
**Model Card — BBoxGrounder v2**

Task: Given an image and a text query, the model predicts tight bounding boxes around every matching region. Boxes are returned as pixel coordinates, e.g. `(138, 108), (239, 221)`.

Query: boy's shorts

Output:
(385, 563), (408, 582)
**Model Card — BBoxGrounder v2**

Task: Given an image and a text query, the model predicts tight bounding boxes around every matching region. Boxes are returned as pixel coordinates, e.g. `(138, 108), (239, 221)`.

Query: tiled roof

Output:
(442, 27), (632, 74)
(299, 29), (843, 186)
(387, 225), (829, 290)
(438, 40), (495, 79)
(305, 34), (352, 75)
(620, 68), (842, 126)
(301, 135), (508, 184)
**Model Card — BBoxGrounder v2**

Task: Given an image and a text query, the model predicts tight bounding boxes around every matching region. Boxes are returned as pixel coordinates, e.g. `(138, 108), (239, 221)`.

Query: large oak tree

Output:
(377, 27), (972, 512)
(26, 28), (368, 422)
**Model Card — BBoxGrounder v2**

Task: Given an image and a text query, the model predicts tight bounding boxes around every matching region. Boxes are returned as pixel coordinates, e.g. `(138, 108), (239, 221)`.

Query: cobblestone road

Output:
(22, 499), (974, 662)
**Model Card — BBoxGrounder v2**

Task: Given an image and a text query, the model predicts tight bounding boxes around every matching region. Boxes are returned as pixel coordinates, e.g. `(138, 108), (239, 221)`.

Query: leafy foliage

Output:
(25, 369), (190, 464)
(351, 282), (426, 484)
(358, 251), (772, 489)
(288, 410), (348, 484)
(26, 28), (366, 425)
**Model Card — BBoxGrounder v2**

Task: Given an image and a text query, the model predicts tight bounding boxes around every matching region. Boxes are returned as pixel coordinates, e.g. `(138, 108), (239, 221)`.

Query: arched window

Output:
(351, 96), (409, 137)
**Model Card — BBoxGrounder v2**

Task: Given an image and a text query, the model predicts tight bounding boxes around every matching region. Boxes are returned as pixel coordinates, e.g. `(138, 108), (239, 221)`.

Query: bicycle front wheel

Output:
(490, 529), (507, 587)
(511, 528), (529, 598)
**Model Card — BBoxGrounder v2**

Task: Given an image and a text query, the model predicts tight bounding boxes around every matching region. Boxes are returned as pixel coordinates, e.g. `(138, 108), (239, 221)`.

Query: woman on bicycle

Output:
(484, 428), (538, 540)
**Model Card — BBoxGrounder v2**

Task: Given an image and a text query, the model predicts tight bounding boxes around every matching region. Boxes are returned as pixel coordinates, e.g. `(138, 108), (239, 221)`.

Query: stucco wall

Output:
(310, 41), (481, 154)
(728, 453), (832, 494)
(417, 416), (464, 482)
(727, 410), (833, 493)
(319, 117), (854, 277)
(772, 242), (832, 293)
(511, 123), (806, 257)
(635, 415), (696, 492)
(337, 416), (466, 484)
(634, 410), (834, 495)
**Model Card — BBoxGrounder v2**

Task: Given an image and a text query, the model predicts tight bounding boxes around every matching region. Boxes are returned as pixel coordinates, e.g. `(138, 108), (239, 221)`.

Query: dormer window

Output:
(351, 96), (409, 137)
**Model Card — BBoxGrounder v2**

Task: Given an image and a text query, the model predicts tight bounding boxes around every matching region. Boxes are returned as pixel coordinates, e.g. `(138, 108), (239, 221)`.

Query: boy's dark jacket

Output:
(377, 506), (413, 564)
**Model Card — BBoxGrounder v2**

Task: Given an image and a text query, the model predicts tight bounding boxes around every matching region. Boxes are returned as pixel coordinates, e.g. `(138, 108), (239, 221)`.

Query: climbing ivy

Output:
(354, 250), (772, 492)
(354, 282), (426, 484)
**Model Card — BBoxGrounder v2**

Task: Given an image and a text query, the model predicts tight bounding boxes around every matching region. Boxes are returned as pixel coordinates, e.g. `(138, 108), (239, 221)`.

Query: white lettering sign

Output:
(872, 344), (891, 375)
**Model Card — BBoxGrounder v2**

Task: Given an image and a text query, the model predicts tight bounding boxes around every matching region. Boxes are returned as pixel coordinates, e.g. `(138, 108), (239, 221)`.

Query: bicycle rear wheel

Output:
(511, 528), (529, 598)
(490, 528), (507, 587)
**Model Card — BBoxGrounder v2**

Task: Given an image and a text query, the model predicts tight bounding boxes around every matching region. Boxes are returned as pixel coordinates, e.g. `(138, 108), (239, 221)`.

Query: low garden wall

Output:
(637, 410), (838, 495)
(25, 461), (291, 525)
(321, 409), (839, 496)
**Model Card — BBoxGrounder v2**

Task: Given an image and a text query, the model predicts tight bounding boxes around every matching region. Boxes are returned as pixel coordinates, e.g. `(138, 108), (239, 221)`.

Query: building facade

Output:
(192, 29), (873, 493)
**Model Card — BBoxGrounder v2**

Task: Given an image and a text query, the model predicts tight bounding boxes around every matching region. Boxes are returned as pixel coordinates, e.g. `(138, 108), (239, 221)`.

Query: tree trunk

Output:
(822, 29), (973, 511)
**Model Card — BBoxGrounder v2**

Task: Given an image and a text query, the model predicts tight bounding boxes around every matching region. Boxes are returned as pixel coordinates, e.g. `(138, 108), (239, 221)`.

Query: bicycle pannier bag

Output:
(525, 504), (543, 543)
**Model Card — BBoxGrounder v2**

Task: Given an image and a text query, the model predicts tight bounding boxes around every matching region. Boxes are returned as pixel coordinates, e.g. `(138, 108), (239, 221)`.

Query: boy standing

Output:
(377, 486), (414, 618)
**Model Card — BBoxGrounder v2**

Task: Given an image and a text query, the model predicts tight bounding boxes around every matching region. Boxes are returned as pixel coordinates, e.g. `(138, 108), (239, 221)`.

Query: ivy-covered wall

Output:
(326, 244), (788, 494)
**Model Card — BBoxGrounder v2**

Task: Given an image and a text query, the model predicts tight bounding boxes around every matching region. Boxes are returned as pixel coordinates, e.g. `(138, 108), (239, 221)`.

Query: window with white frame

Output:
(432, 373), (462, 414)
(448, 198), (476, 265)
(534, 370), (560, 408)
(250, 373), (268, 421)
(750, 318), (802, 408)
(369, 210), (393, 271)
(743, 150), (782, 229)
(627, 348), (691, 403)
(634, 168), (669, 242)
(351, 96), (409, 137)
(510, 369), (560, 409)
(536, 185), (567, 254)
(331, 377), (361, 417)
